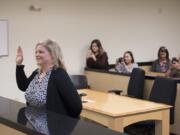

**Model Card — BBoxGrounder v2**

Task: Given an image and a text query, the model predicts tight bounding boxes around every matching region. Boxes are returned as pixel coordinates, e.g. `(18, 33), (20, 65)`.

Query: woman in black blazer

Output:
(16, 39), (82, 118)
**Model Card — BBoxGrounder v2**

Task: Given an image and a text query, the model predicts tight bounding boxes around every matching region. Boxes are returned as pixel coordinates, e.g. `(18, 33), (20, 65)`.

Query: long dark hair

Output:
(158, 46), (169, 61)
(90, 39), (105, 55)
(124, 51), (135, 63)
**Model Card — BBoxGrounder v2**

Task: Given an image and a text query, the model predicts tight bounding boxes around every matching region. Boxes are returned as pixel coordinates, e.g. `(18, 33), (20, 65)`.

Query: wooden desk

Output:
(145, 71), (165, 77)
(80, 89), (171, 135)
(0, 124), (25, 135)
(85, 69), (180, 134)
(0, 96), (127, 135)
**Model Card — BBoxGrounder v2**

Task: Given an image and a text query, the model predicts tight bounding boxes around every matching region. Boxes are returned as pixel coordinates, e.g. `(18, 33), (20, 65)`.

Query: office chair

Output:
(109, 68), (145, 99)
(125, 77), (177, 135)
(70, 75), (89, 90)
(70, 75), (89, 98)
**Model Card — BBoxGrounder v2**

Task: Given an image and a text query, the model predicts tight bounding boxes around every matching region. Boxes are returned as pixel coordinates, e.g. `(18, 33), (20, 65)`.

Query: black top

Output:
(0, 96), (127, 135)
(16, 65), (82, 118)
(86, 52), (109, 69)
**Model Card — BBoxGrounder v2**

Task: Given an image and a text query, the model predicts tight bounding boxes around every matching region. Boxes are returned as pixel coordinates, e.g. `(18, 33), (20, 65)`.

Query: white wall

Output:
(0, 20), (8, 56)
(0, 0), (180, 102)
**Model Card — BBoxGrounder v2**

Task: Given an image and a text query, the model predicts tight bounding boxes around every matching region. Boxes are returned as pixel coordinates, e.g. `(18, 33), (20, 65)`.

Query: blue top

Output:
(25, 107), (49, 135)
(152, 59), (171, 73)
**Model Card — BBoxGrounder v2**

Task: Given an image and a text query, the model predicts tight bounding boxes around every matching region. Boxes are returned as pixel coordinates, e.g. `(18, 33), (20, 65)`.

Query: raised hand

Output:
(86, 50), (93, 58)
(16, 46), (23, 65)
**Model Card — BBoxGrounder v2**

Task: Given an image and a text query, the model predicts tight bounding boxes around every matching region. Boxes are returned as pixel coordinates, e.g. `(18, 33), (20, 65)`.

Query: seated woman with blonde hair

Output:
(16, 39), (82, 118)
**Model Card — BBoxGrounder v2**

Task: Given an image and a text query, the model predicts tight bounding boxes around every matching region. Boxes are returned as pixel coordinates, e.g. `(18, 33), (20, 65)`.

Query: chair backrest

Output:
(70, 75), (88, 90)
(149, 77), (177, 124)
(127, 68), (145, 99)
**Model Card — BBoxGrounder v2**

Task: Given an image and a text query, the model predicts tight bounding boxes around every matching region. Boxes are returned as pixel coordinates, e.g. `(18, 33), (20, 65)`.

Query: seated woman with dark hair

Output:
(152, 46), (171, 73)
(115, 51), (138, 74)
(86, 39), (109, 69)
(166, 57), (180, 78)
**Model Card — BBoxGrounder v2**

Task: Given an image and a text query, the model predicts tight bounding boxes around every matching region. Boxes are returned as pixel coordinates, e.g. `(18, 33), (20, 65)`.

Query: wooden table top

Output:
(80, 89), (171, 117)
(145, 71), (165, 77)
(0, 124), (25, 135)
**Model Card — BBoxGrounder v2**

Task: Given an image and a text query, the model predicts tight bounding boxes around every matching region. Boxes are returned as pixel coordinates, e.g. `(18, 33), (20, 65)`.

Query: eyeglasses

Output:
(160, 49), (167, 52)
(172, 62), (177, 64)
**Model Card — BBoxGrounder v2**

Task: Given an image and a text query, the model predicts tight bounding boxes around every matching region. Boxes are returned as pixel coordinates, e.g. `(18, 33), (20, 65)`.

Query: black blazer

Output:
(16, 65), (82, 118)
(86, 52), (109, 69)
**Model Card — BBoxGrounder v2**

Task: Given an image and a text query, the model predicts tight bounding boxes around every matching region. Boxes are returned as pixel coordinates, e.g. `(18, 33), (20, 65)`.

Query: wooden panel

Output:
(0, 124), (25, 135)
(140, 65), (151, 72)
(85, 71), (129, 94)
(145, 71), (165, 77)
(81, 109), (111, 127)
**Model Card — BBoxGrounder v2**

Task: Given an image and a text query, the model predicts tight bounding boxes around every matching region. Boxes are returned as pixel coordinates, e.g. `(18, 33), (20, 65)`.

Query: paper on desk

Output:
(83, 99), (95, 103)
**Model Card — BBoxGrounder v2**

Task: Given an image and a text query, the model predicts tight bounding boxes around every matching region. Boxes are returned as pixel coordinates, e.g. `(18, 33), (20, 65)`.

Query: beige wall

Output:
(0, 0), (180, 102)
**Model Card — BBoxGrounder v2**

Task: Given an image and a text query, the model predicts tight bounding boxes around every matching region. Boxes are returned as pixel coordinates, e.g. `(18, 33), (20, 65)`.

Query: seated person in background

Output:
(152, 46), (171, 73)
(86, 39), (109, 69)
(115, 51), (138, 73)
(166, 57), (180, 78)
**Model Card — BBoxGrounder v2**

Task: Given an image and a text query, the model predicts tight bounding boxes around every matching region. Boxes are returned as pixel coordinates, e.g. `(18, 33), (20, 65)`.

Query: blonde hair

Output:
(36, 39), (66, 70)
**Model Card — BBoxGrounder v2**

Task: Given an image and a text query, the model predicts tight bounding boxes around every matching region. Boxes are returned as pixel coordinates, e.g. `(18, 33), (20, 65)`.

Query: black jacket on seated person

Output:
(16, 65), (82, 118)
(86, 52), (109, 69)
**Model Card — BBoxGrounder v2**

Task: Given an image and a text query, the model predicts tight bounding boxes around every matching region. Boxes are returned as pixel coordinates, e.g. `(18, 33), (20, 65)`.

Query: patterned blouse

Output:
(115, 63), (138, 73)
(25, 107), (49, 135)
(25, 68), (52, 108)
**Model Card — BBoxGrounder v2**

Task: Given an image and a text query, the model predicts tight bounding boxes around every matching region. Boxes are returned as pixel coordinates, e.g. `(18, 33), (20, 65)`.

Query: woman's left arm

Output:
(55, 68), (82, 118)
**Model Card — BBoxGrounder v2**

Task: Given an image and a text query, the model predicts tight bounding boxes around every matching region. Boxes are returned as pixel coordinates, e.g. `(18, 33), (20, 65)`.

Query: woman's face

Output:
(124, 53), (132, 65)
(91, 43), (99, 53)
(159, 50), (167, 60)
(35, 44), (53, 66)
(172, 61), (179, 68)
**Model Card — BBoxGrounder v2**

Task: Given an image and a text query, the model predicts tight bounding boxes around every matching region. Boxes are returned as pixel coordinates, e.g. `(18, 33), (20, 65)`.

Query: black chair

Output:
(125, 77), (177, 135)
(70, 75), (89, 90)
(149, 77), (177, 125)
(109, 68), (145, 99)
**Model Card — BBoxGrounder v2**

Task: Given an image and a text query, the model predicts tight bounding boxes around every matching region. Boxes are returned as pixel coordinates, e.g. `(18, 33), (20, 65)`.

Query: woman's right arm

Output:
(15, 46), (36, 91)
(16, 65), (37, 91)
